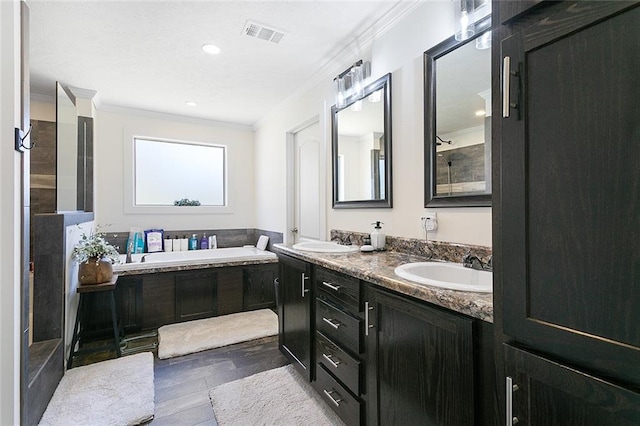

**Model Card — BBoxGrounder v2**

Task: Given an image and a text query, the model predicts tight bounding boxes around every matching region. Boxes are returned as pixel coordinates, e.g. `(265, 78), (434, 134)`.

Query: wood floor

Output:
(71, 334), (289, 425)
(150, 335), (289, 425)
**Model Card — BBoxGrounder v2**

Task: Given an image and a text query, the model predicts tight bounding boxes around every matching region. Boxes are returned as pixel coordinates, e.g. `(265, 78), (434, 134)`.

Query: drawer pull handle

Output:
(322, 281), (341, 292)
(322, 317), (341, 329)
(301, 273), (310, 298)
(323, 389), (343, 407)
(506, 376), (520, 424)
(322, 353), (341, 368)
(365, 301), (374, 336)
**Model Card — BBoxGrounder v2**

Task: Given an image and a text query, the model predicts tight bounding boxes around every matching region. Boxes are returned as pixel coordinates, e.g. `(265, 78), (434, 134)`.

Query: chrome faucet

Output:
(125, 241), (134, 264)
(462, 252), (492, 271)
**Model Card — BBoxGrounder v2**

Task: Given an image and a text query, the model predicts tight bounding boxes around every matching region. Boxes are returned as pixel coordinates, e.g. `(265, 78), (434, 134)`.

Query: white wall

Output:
(0, 0), (22, 422)
(254, 1), (492, 247)
(94, 107), (256, 232)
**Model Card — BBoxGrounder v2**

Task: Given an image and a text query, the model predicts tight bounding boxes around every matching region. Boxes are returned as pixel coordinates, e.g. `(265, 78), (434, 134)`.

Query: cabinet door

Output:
(497, 0), (545, 24)
(278, 254), (312, 381)
(505, 344), (640, 425)
(365, 287), (475, 426)
(501, 2), (640, 384)
(175, 270), (217, 322)
(116, 276), (142, 333)
(243, 264), (277, 311)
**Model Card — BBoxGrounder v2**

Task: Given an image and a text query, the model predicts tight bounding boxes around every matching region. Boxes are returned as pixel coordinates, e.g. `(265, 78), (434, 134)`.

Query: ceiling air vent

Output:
(243, 20), (286, 44)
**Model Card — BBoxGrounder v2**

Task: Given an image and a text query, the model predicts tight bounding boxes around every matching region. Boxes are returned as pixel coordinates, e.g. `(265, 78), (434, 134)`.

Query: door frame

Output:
(285, 107), (327, 245)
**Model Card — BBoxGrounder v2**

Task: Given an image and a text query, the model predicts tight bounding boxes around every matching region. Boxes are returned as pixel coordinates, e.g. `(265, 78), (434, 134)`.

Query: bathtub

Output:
(113, 246), (277, 273)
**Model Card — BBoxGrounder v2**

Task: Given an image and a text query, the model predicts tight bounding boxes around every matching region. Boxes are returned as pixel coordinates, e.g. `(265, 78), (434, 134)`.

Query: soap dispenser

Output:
(370, 221), (386, 251)
(189, 234), (198, 250)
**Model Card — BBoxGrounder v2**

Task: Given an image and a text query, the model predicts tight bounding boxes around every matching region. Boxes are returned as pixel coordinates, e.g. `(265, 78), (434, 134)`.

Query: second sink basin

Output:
(394, 262), (492, 293)
(292, 241), (360, 254)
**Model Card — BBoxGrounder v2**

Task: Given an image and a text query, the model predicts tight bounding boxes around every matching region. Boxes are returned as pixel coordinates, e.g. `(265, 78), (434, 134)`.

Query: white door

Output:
(292, 120), (321, 243)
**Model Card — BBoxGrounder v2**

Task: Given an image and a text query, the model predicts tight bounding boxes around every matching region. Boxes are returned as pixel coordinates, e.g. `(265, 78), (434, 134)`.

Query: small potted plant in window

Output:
(72, 226), (121, 285)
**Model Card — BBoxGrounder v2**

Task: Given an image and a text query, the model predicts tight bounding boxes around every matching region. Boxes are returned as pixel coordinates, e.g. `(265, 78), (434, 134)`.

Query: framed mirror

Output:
(424, 17), (492, 207)
(332, 73), (392, 208)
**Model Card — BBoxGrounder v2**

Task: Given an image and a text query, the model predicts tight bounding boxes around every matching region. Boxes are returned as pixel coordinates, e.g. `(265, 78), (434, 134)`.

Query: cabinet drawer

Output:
(316, 331), (361, 395)
(316, 298), (361, 354)
(315, 364), (361, 426)
(316, 267), (360, 310)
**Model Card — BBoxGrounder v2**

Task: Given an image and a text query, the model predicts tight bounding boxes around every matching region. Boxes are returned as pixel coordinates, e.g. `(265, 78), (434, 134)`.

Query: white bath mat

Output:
(158, 309), (278, 359)
(209, 364), (345, 426)
(39, 352), (154, 426)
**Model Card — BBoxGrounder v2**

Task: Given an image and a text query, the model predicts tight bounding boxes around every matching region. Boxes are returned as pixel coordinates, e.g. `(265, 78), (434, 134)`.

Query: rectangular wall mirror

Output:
(424, 17), (492, 207)
(332, 73), (392, 208)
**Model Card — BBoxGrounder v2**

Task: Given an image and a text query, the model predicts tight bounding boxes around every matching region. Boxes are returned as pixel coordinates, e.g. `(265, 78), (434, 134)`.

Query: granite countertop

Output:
(113, 257), (278, 277)
(273, 243), (493, 323)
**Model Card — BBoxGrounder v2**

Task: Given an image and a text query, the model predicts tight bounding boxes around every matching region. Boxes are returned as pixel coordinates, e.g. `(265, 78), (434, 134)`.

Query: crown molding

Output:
(97, 103), (254, 131)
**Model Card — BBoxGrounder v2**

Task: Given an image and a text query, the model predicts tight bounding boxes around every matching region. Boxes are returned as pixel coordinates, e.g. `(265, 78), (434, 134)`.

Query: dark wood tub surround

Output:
(85, 260), (279, 335)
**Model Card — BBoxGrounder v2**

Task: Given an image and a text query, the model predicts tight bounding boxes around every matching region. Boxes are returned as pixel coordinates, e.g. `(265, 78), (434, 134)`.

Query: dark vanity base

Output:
(83, 263), (279, 335)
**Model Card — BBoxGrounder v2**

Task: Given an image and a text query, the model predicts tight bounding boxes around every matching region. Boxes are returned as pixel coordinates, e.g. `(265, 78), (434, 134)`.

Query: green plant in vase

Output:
(72, 226), (120, 285)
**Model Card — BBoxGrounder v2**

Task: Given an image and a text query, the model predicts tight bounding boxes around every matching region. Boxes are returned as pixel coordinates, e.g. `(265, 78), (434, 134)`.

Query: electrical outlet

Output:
(422, 213), (438, 232)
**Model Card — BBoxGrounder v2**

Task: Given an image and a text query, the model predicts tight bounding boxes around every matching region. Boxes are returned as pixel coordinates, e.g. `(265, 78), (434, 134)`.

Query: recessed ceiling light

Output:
(475, 110), (486, 116)
(185, 101), (197, 107)
(202, 44), (221, 55)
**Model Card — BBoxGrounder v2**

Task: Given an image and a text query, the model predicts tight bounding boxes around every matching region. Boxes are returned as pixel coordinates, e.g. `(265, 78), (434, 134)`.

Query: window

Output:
(133, 137), (226, 206)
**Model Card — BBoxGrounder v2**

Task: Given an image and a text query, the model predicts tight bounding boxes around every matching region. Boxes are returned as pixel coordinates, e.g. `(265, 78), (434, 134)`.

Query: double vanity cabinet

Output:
(277, 250), (498, 425)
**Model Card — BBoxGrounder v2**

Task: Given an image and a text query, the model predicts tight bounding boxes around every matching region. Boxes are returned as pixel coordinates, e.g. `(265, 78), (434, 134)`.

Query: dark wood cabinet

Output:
(115, 276), (143, 333)
(243, 264), (277, 311)
(313, 267), (363, 425)
(364, 286), (475, 426)
(277, 254), (313, 380)
(175, 270), (217, 322)
(498, 1), (640, 423)
(497, 0), (545, 24)
(505, 344), (640, 425)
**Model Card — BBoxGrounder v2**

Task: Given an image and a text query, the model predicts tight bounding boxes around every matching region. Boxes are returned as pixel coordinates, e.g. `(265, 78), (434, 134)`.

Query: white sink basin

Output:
(394, 262), (492, 293)
(292, 241), (360, 254)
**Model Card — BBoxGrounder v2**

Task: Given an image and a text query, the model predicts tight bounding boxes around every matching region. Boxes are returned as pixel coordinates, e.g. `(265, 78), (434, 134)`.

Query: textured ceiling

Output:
(28, 0), (419, 127)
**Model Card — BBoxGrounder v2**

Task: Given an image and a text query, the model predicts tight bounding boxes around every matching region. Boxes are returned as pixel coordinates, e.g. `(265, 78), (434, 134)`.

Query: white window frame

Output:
(123, 129), (233, 215)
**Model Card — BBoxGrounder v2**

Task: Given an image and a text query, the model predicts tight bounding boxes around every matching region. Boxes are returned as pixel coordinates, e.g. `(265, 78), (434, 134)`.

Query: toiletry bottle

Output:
(200, 233), (209, 250)
(164, 235), (173, 252)
(371, 221), (386, 251)
(174, 235), (180, 251)
(180, 235), (189, 251)
(189, 234), (198, 250)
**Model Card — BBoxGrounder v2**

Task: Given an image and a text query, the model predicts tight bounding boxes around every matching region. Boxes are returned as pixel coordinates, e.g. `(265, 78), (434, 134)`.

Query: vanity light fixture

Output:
(454, 0), (475, 41)
(202, 44), (221, 55)
(368, 89), (382, 103)
(475, 30), (491, 50)
(475, 109), (486, 116)
(333, 60), (371, 109)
